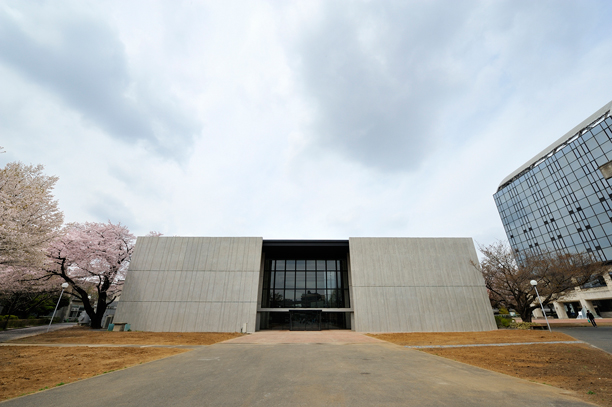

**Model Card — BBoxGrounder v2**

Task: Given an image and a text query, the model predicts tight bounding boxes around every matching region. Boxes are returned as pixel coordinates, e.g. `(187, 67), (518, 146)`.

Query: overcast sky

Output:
(2, 1), (612, 247)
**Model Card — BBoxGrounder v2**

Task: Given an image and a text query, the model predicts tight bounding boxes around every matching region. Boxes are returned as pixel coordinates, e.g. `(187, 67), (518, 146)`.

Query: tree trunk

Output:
(78, 290), (97, 329)
(88, 290), (109, 330)
(519, 307), (533, 323)
(1, 295), (20, 330)
(90, 301), (107, 329)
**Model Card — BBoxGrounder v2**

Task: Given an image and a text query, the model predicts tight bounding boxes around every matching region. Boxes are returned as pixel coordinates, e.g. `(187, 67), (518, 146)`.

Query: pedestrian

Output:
(586, 310), (597, 327)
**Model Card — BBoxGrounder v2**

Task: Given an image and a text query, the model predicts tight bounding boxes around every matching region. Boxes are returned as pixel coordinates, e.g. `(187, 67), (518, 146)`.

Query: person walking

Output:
(586, 310), (597, 327)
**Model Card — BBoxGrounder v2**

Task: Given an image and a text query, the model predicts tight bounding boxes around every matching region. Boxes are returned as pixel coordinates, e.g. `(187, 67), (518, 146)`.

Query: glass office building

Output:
(494, 101), (612, 319)
(495, 103), (612, 260)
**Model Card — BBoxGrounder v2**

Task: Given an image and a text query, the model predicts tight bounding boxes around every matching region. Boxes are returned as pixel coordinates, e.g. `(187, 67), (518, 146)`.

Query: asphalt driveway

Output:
(1, 341), (593, 407)
(554, 326), (612, 354)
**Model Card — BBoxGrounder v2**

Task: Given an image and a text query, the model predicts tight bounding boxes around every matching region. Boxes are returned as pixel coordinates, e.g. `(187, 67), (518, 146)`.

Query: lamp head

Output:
(530, 280), (537, 286)
(61, 282), (69, 289)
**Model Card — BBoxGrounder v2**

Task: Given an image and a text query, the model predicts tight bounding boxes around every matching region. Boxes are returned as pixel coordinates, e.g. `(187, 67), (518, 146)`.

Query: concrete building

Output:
(494, 100), (612, 319)
(114, 237), (496, 332)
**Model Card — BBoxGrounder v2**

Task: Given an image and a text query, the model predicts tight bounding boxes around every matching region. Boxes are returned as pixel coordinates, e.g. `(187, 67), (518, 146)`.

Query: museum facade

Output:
(114, 237), (496, 332)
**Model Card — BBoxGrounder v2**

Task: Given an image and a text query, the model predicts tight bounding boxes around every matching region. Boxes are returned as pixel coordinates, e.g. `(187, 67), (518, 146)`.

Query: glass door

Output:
(289, 310), (321, 331)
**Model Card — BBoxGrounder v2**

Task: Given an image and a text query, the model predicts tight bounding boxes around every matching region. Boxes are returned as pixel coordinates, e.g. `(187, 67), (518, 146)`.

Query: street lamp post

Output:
(47, 282), (69, 332)
(530, 280), (551, 332)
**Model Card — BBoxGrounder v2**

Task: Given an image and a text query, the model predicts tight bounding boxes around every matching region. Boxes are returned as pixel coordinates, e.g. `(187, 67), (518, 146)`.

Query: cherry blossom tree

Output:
(45, 222), (136, 329)
(0, 160), (64, 326)
(0, 162), (63, 269)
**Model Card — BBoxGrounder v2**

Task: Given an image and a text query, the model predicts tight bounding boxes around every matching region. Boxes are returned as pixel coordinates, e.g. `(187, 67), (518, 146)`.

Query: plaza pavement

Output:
(221, 329), (386, 344)
(553, 326), (612, 354)
(0, 331), (595, 407)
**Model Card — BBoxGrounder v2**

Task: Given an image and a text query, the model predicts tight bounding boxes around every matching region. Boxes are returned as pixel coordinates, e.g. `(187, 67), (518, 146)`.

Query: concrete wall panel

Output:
(149, 238), (167, 271)
(177, 301), (189, 331)
(159, 271), (174, 302)
(143, 271), (156, 302)
(193, 239), (209, 271)
(137, 238), (153, 271)
(120, 271), (134, 302)
(188, 272), (202, 302)
(161, 239), (177, 271)
(178, 270), (191, 301)
(183, 302), (198, 332)
(115, 237), (262, 332)
(145, 303), (157, 331)
(133, 271), (147, 302)
(159, 301), (173, 332)
(349, 238), (496, 332)
(194, 302), (206, 331)
(206, 238), (220, 271)
(128, 237), (147, 271)
(150, 301), (163, 332)
(202, 272), (215, 303)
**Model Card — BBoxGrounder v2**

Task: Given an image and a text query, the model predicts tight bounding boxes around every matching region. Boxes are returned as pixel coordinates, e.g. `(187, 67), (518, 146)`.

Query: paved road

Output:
(554, 326), (612, 354)
(0, 323), (75, 343)
(0, 342), (592, 407)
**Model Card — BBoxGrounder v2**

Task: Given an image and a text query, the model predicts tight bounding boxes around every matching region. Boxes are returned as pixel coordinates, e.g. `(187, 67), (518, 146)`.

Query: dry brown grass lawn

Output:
(9, 326), (243, 345)
(367, 330), (576, 346)
(1, 327), (243, 401)
(422, 344), (612, 407)
(0, 346), (188, 401)
(370, 330), (612, 407)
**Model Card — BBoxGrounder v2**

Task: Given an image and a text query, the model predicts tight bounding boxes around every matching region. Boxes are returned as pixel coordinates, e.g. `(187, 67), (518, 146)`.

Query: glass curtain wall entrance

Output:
(261, 259), (350, 309)
(258, 240), (352, 331)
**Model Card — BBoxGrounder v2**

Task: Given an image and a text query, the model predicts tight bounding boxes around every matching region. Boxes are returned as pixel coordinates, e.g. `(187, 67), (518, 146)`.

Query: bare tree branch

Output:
(476, 241), (604, 322)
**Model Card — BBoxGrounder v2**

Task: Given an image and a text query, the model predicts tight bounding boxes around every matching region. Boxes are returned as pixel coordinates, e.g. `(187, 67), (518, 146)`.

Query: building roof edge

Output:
(497, 99), (612, 191)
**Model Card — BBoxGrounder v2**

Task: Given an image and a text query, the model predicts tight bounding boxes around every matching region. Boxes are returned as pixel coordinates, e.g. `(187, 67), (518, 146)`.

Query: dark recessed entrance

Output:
(259, 241), (352, 331)
(259, 311), (351, 330)
(290, 310), (321, 331)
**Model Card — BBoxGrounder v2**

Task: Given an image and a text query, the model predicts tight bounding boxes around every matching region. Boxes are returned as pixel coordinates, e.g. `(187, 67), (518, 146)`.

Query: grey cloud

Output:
(87, 192), (140, 231)
(295, 1), (610, 172)
(296, 1), (477, 172)
(0, 6), (199, 160)
(107, 164), (164, 202)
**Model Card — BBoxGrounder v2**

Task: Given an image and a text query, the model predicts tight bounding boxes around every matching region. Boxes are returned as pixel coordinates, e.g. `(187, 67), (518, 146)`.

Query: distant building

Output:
(495, 100), (612, 318)
(114, 237), (495, 332)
